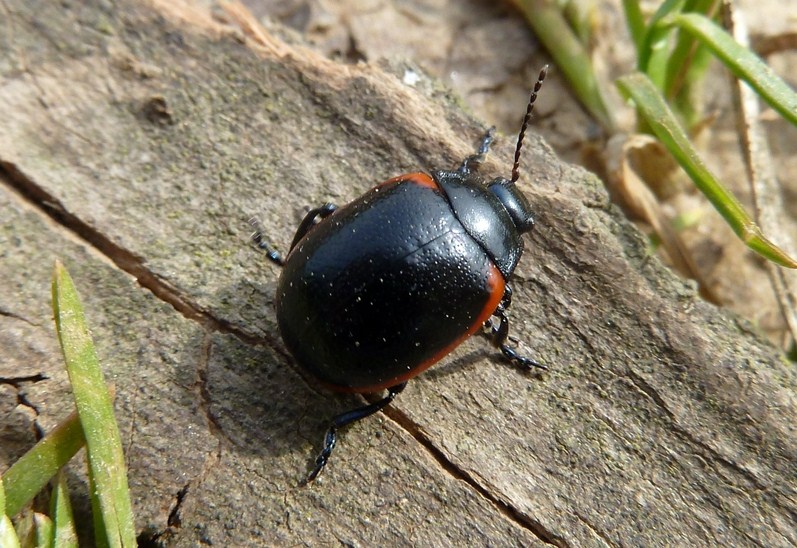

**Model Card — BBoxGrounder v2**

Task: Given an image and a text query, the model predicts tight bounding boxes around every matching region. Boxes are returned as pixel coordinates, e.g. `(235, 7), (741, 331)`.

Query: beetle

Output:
(252, 66), (548, 482)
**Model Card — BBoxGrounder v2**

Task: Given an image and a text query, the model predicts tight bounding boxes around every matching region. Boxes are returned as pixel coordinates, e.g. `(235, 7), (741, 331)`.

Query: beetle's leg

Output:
(306, 382), (407, 483)
(458, 126), (496, 174)
(487, 285), (547, 371)
(249, 218), (285, 267)
(289, 203), (337, 250)
(250, 203), (337, 267)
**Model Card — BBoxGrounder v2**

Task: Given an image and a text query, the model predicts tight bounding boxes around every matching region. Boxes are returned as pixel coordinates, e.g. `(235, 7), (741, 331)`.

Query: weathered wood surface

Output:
(1, 1), (795, 546)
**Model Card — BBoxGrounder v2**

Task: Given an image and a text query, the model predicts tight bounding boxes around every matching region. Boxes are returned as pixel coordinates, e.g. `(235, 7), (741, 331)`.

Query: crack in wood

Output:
(0, 306), (39, 326)
(0, 159), (272, 352)
(382, 404), (569, 547)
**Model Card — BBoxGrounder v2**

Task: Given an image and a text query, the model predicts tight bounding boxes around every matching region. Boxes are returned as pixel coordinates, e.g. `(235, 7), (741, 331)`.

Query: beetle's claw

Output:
(516, 355), (548, 372)
(304, 427), (337, 484)
(305, 455), (327, 484)
(500, 344), (547, 372)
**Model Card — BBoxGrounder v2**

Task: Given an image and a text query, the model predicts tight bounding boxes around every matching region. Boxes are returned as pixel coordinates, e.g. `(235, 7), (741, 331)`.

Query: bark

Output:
(0, 1), (794, 546)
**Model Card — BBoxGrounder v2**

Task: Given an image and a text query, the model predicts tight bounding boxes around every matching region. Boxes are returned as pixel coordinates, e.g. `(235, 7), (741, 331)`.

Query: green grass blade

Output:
(13, 511), (32, 547)
(89, 470), (110, 548)
(33, 513), (53, 548)
(560, 0), (592, 45)
(50, 472), (78, 548)
(0, 514), (20, 548)
(622, 0), (646, 52)
(0, 480), (21, 548)
(663, 0), (715, 95)
(644, 28), (676, 90)
(667, 36), (712, 127)
(1, 411), (85, 518)
(671, 13), (797, 127)
(661, 0), (716, 125)
(52, 261), (137, 548)
(637, 0), (685, 79)
(510, 0), (615, 131)
(616, 72), (797, 268)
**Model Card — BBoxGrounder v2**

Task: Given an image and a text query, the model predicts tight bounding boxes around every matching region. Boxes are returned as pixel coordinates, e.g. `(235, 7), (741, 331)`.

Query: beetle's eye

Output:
(488, 178), (535, 234)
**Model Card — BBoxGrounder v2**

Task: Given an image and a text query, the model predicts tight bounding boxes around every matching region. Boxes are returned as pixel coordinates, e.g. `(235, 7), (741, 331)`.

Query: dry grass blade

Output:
(606, 133), (720, 303)
(724, 4), (797, 347)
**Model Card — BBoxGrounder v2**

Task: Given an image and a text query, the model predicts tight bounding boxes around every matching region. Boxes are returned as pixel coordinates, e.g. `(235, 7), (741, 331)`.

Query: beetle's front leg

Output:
(458, 126), (496, 174)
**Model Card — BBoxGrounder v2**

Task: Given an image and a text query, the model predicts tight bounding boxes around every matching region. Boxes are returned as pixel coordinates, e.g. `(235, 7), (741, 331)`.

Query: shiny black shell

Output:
(276, 171), (525, 392)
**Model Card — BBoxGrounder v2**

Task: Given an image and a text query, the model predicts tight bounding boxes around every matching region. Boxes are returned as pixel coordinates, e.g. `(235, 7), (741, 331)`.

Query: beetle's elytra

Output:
(252, 66), (549, 482)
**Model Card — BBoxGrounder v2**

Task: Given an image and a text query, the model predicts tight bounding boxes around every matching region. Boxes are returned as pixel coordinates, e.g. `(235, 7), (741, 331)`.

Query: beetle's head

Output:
(488, 177), (534, 234)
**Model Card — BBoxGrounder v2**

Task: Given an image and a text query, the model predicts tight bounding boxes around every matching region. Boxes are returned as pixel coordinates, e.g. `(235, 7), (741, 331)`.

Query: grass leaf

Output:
(52, 261), (137, 547)
(0, 479), (21, 548)
(1, 411), (85, 518)
(50, 472), (78, 548)
(671, 13), (797, 127)
(616, 72), (797, 268)
(509, 0), (615, 130)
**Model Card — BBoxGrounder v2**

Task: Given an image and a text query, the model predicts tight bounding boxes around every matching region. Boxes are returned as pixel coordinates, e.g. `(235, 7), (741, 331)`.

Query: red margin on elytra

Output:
(376, 172), (438, 190)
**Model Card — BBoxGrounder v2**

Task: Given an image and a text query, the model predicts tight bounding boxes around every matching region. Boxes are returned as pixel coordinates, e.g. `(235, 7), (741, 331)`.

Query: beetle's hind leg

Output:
(486, 285), (547, 372)
(250, 203), (337, 267)
(458, 126), (496, 174)
(306, 382), (407, 483)
(250, 217), (286, 266)
(288, 203), (337, 249)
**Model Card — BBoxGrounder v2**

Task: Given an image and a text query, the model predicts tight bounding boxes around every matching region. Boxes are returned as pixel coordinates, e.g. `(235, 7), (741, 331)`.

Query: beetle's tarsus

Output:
(499, 343), (547, 371)
(305, 428), (337, 483)
(250, 217), (286, 267)
(458, 126), (496, 174)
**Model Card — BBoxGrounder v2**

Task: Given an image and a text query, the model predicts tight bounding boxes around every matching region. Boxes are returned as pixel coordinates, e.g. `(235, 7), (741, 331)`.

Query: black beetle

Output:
(252, 66), (548, 482)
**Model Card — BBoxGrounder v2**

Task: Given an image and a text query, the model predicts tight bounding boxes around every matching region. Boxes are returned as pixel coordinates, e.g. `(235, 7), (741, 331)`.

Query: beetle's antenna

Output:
(511, 65), (548, 183)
